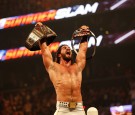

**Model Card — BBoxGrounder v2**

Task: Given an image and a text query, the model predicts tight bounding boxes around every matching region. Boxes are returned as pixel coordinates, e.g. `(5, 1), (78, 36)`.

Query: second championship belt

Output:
(71, 25), (97, 59)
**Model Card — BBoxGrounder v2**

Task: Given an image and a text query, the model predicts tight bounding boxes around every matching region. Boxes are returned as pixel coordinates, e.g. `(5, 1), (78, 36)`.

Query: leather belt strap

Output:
(57, 101), (83, 109)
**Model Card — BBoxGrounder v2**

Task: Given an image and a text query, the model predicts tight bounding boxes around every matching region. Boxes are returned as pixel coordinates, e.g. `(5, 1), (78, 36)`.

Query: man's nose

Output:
(66, 47), (70, 51)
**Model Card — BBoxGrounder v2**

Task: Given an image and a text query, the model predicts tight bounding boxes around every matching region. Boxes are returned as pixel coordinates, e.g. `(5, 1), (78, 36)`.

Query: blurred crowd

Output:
(0, 64), (134, 115)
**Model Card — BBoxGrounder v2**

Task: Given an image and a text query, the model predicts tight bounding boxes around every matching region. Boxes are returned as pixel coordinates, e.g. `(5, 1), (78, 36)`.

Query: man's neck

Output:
(60, 59), (71, 67)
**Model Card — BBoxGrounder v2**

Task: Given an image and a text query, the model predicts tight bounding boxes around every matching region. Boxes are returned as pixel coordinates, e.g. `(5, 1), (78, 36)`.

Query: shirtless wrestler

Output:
(39, 25), (89, 115)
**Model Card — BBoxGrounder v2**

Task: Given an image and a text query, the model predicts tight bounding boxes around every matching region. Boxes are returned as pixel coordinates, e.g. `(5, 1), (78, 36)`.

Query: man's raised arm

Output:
(25, 22), (57, 71)
(76, 36), (88, 71)
(39, 39), (54, 71)
(74, 25), (90, 71)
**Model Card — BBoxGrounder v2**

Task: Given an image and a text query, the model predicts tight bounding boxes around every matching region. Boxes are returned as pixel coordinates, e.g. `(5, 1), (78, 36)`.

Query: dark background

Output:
(0, 0), (135, 115)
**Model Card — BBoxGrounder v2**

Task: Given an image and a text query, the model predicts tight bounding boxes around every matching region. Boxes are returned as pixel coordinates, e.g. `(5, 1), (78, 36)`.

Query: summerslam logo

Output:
(0, 35), (102, 61)
(0, 2), (99, 29)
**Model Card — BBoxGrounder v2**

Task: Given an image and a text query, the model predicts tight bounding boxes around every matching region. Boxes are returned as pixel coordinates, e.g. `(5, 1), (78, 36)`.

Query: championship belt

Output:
(72, 25), (91, 38)
(25, 22), (57, 51)
(71, 25), (97, 59)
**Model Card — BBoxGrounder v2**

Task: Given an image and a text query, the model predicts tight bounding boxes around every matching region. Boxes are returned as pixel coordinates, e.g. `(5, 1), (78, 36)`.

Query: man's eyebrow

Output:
(62, 46), (66, 48)
(62, 46), (67, 48)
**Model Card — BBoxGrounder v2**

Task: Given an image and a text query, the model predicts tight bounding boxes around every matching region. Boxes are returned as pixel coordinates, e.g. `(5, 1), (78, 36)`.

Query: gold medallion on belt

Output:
(68, 102), (77, 109)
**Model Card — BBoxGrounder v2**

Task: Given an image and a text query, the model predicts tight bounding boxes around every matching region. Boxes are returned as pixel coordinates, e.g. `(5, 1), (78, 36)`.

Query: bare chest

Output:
(53, 66), (82, 89)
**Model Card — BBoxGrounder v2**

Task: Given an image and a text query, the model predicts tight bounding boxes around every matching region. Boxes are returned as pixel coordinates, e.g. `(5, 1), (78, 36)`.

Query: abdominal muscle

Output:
(56, 88), (82, 102)
(54, 73), (82, 102)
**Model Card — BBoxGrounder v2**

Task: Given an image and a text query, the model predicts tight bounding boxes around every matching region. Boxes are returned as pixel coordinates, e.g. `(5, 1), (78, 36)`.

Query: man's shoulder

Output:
(48, 62), (60, 70)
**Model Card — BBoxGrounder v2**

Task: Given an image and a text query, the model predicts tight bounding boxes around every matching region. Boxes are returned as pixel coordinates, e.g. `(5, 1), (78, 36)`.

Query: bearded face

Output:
(59, 45), (72, 61)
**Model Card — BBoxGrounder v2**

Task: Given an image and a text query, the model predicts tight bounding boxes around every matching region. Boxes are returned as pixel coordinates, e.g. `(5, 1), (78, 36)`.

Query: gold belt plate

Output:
(68, 102), (77, 109)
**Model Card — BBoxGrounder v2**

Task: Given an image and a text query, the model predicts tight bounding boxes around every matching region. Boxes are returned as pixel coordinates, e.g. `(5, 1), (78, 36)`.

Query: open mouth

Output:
(66, 51), (71, 55)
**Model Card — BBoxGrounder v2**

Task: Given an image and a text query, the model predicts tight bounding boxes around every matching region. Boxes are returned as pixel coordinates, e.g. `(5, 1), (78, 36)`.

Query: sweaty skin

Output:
(39, 26), (88, 102)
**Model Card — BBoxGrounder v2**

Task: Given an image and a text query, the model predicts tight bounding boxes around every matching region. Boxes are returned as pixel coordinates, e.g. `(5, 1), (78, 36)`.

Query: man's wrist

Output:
(39, 37), (47, 45)
(81, 36), (88, 43)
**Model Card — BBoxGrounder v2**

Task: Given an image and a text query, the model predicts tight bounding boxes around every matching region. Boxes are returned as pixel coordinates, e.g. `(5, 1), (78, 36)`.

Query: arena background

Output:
(0, 0), (135, 115)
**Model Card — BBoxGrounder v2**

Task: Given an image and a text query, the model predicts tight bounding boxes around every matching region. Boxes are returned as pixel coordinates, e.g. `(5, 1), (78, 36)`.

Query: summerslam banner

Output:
(0, 0), (130, 29)
(0, 2), (99, 29)
(0, 28), (135, 61)
(0, 35), (103, 61)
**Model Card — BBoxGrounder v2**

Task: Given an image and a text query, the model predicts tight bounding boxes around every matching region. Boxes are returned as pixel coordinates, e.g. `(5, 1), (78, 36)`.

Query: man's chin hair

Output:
(63, 57), (72, 61)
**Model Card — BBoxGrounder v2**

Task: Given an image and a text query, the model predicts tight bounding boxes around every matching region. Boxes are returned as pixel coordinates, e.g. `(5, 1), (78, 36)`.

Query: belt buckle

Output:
(68, 102), (77, 109)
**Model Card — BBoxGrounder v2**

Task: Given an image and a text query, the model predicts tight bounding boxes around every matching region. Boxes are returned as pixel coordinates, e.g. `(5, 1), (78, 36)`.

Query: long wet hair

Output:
(55, 44), (73, 64)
